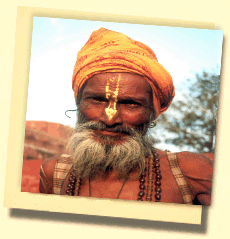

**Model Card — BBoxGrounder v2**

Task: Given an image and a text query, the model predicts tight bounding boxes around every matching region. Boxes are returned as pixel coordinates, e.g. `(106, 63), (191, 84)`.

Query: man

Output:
(39, 28), (213, 205)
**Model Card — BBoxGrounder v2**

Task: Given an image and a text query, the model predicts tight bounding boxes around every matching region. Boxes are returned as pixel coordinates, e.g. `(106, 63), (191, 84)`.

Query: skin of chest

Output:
(60, 152), (185, 204)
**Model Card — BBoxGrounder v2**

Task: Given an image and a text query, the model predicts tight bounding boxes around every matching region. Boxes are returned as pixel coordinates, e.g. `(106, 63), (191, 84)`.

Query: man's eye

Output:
(120, 100), (142, 108)
(127, 103), (141, 108)
(88, 97), (107, 102)
(95, 97), (107, 102)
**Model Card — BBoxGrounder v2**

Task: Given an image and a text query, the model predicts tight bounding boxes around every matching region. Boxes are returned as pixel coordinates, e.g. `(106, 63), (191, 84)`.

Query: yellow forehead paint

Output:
(105, 74), (121, 120)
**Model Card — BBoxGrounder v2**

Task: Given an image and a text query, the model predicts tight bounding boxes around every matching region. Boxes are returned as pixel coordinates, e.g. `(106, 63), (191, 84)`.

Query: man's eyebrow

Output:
(117, 96), (149, 105)
(83, 91), (106, 97)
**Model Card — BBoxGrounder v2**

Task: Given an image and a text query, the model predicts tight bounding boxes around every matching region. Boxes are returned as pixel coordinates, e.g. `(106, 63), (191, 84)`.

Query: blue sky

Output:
(26, 17), (223, 151)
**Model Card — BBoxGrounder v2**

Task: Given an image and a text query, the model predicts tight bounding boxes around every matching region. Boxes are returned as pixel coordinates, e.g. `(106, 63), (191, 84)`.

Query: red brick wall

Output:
(21, 121), (74, 193)
(25, 121), (74, 139)
(23, 121), (74, 160)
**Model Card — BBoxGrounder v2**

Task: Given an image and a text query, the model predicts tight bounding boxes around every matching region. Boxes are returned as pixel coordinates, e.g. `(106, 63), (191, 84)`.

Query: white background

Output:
(1, 1), (230, 239)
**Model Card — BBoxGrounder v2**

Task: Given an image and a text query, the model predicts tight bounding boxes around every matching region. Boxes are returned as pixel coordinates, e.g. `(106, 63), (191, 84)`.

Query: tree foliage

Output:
(153, 71), (220, 153)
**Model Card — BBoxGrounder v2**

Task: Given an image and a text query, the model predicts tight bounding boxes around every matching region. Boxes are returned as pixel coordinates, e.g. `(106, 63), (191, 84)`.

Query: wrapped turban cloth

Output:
(72, 27), (175, 118)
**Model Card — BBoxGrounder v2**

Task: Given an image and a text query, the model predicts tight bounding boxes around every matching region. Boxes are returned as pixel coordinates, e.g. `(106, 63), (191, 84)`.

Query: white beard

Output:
(66, 121), (153, 179)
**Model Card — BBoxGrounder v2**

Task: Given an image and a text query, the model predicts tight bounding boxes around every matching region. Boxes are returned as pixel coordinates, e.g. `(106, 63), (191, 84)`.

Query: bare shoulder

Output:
(41, 157), (58, 180)
(39, 156), (58, 194)
(176, 151), (213, 180)
(176, 151), (213, 164)
(155, 149), (213, 205)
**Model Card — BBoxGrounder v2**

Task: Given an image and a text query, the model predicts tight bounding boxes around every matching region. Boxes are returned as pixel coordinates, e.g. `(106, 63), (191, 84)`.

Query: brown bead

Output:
(147, 189), (152, 195)
(137, 197), (143, 201)
(148, 161), (152, 167)
(147, 192), (152, 197)
(76, 178), (81, 185)
(147, 189), (153, 194)
(148, 168), (153, 173)
(67, 183), (75, 190)
(155, 180), (161, 186)
(155, 186), (162, 193)
(69, 176), (76, 183)
(148, 179), (153, 183)
(139, 177), (145, 183)
(148, 175), (153, 180)
(146, 196), (152, 201)
(155, 163), (160, 168)
(138, 190), (145, 197)
(147, 190), (152, 196)
(75, 187), (80, 196)
(148, 171), (152, 177)
(139, 184), (146, 190)
(66, 189), (74, 196)
(148, 160), (154, 166)
(147, 183), (153, 188)
(68, 180), (75, 185)
(147, 186), (153, 192)
(154, 155), (159, 159)
(155, 169), (161, 174)
(68, 181), (74, 185)
(148, 166), (153, 171)
(155, 193), (161, 200)
(156, 174), (162, 180)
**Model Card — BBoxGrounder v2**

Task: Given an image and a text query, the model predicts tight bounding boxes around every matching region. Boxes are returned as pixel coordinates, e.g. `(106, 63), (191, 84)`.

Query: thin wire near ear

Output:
(65, 109), (77, 118)
(149, 121), (156, 128)
(149, 108), (156, 128)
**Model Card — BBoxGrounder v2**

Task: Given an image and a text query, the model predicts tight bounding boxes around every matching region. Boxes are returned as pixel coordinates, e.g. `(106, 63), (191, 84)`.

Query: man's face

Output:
(68, 73), (153, 179)
(78, 72), (153, 142)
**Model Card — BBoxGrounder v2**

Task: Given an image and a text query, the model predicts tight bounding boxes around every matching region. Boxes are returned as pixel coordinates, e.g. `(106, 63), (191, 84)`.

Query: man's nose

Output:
(100, 101), (123, 127)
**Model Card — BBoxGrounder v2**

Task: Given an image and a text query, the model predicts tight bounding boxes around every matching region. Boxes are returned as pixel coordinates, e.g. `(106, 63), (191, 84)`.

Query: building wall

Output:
(23, 121), (74, 160)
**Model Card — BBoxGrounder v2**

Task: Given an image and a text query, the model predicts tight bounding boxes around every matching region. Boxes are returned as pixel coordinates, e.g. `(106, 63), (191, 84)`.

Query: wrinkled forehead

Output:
(79, 72), (153, 100)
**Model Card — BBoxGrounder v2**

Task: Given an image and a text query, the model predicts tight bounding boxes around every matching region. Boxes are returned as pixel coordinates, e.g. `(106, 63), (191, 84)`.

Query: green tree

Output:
(153, 70), (220, 153)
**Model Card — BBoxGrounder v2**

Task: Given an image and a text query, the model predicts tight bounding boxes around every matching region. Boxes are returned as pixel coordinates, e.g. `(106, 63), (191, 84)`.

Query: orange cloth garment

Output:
(72, 27), (175, 118)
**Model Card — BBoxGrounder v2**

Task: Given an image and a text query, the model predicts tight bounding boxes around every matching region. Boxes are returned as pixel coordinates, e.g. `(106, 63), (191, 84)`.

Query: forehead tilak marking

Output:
(105, 74), (121, 120)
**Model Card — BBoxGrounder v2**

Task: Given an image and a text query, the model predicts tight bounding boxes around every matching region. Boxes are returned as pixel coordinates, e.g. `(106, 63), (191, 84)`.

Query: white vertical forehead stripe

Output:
(105, 74), (121, 120)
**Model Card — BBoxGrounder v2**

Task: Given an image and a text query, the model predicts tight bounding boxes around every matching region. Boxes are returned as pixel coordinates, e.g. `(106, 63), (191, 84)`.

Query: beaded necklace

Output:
(66, 148), (162, 202)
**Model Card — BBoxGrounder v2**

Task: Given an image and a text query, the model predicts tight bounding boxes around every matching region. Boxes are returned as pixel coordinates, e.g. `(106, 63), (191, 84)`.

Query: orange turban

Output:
(72, 27), (175, 118)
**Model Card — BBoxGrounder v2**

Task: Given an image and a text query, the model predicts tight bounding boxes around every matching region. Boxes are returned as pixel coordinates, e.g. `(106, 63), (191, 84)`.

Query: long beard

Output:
(66, 113), (154, 180)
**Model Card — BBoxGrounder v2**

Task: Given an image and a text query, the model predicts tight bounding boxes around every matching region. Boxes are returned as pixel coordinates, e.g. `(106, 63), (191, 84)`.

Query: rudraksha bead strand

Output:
(74, 177), (81, 196)
(66, 168), (76, 196)
(146, 156), (154, 201)
(137, 168), (146, 201)
(152, 148), (162, 202)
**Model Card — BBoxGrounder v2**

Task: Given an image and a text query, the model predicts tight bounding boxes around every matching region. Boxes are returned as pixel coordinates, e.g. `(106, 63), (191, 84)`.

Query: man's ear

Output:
(76, 94), (81, 107)
(76, 88), (84, 107)
(76, 80), (87, 107)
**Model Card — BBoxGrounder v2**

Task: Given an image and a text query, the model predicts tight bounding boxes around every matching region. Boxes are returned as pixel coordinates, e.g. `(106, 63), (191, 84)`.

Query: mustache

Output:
(76, 121), (138, 136)
(68, 121), (150, 179)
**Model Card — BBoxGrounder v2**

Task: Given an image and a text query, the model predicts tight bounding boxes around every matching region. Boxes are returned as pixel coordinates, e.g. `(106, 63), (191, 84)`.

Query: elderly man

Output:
(39, 28), (213, 205)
